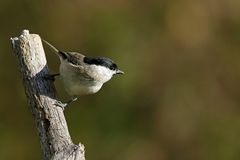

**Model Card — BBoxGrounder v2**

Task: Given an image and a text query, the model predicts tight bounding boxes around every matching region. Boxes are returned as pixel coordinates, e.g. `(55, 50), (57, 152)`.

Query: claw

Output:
(53, 97), (78, 110)
(54, 100), (67, 110)
(44, 73), (60, 81)
(68, 97), (78, 103)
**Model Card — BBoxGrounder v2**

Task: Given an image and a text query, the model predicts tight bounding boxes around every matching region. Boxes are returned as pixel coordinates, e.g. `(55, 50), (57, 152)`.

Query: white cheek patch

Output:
(91, 65), (115, 83)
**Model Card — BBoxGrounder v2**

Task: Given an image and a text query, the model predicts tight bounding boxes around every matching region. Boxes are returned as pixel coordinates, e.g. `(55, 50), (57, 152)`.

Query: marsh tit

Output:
(42, 39), (124, 108)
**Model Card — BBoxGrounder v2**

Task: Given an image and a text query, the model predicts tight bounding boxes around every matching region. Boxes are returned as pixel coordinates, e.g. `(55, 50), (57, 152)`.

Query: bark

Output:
(11, 30), (85, 160)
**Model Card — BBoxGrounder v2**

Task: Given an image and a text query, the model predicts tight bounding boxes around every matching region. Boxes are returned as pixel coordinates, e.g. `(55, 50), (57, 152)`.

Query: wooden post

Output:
(11, 30), (85, 160)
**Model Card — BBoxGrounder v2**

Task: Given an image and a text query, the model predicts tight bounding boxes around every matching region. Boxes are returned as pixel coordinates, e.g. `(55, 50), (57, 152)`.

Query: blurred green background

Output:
(1, 0), (240, 159)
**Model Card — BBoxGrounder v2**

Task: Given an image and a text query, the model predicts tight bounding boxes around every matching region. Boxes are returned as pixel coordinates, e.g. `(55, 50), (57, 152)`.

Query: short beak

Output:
(116, 69), (124, 75)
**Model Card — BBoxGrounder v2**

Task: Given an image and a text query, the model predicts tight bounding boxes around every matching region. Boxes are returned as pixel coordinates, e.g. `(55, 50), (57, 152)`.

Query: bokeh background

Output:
(1, 0), (240, 159)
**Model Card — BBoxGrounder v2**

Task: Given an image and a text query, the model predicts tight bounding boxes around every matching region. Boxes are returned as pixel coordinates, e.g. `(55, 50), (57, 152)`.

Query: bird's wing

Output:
(41, 40), (95, 81)
(73, 66), (95, 81)
(62, 52), (85, 65)
(65, 52), (95, 81)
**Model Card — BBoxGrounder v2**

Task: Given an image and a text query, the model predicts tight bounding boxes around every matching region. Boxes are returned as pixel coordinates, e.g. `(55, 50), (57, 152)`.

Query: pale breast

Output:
(66, 82), (103, 96)
(59, 60), (103, 96)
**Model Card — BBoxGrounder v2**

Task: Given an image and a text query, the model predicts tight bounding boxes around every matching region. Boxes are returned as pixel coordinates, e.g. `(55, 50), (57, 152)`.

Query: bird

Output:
(42, 39), (124, 108)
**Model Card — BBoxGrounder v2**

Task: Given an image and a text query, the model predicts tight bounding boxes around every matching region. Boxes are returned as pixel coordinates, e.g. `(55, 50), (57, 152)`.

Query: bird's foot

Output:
(44, 73), (60, 81)
(54, 100), (68, 110)
(54, 97), (78, 110)
(66, 97), (78, 104)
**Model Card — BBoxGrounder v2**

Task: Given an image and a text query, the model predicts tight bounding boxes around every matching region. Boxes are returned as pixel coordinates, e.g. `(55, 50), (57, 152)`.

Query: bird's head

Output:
(83, 57), (124, 83)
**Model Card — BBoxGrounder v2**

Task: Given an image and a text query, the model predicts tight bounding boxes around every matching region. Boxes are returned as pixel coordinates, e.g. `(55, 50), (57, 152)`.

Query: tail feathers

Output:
(41, 38), (67, 59)
(42, 39), (68, 59)
(58, 51), (68, 59)
(41, 39), (59, 53)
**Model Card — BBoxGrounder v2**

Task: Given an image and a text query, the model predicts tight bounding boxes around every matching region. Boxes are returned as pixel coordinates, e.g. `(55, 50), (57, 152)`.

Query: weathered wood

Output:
(11, 30), (85, 160)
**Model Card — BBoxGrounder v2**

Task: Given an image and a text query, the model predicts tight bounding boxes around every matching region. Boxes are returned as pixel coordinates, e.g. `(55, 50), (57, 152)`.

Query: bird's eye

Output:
(110, 64), (117, 70)
(110, 66), (114, 70)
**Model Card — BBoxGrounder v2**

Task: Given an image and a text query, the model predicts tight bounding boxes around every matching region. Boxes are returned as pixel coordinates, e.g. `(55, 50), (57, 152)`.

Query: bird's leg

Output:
(66, 96), (78, 104)
(54, 96), (78, 110)
(44, 73), (60, 81)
